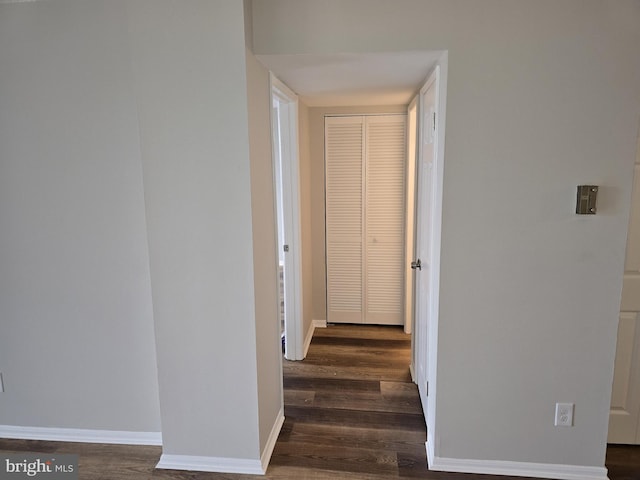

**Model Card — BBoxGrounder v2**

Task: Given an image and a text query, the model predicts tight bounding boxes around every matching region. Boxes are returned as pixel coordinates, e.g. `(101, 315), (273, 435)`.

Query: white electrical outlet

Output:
(555, 402), (574, 427)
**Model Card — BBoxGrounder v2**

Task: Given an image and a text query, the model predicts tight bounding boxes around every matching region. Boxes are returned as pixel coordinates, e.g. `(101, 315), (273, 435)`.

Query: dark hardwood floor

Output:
(1, 324), (639, 479)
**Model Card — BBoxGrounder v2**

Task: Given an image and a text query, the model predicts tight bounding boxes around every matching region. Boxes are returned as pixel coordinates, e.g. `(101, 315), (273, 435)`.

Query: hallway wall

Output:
(245, 46), (284, 453)
(298, 101), (314, 340)
(127, 0), (266, 461)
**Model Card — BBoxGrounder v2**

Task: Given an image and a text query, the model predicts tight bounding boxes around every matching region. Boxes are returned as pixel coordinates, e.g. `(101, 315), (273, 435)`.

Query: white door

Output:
(325, 116), (365, 324)
(364, 115), (407, 326)
(271, 98), (286, 337)
(410, 64), (445, 465)
(325, 115), (406, 325)
(413, 73), (437, 407)
(609, 133), (640, 443)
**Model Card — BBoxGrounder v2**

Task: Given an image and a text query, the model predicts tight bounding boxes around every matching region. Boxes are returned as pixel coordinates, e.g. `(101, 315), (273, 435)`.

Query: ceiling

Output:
(256, 51), (442, 107)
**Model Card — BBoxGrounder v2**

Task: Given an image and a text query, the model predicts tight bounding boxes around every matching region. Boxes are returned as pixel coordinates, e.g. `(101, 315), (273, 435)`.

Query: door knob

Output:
(411, 259), (422, 270)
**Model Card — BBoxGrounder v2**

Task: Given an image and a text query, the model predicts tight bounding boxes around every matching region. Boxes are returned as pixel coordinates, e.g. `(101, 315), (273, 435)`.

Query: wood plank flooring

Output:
(1, 324), (639, 479)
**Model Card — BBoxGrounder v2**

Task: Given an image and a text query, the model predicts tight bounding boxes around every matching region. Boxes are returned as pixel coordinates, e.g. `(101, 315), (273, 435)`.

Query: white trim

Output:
(313, 319), (327, 328)
(0, 425), (162, 445)
(404, 95), (419, 336)
(156, 454), (263, 475)
(270, 72), (304, 361)
(426, 440), (435, 468)
(260, 407), (285, 472)
(324, 113), (404, 118)
(427, 452), (609, 480)
(271, 74), (297, 102)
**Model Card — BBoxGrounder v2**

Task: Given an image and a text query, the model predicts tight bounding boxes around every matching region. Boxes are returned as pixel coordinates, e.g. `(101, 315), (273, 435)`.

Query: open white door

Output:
(411, 63), (446, 464)
(270, 74), (304, 361)
(413, 70), (437, 404)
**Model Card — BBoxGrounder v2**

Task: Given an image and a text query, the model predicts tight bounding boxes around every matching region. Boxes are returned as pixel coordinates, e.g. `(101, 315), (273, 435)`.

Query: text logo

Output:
(0, 454), (77, 479)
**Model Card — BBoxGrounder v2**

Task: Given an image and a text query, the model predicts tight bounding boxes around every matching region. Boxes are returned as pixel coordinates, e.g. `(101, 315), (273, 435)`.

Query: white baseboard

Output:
(426, 440), (435, 467)
(313, 319), (327, 328)
(260, 407), (285, 472)
(0, 425), (162, 445)
(156, 408), (285, 475)
(426, 448), (608, 480)
(156, 454), (263, 474)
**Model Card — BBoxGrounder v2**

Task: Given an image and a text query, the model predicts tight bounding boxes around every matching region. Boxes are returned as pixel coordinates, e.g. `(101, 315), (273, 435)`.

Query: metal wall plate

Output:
(576, 185), (598, 214)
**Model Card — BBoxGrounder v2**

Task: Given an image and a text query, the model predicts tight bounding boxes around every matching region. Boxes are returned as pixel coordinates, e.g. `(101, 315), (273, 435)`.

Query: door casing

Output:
(270, 73), (304, 361)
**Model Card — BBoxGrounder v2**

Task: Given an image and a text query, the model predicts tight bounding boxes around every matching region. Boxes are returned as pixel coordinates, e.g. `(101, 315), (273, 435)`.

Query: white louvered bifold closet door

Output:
(325, 116), (365, 324)
(365, 116), (406, 325)
(325, 115), (406, 325)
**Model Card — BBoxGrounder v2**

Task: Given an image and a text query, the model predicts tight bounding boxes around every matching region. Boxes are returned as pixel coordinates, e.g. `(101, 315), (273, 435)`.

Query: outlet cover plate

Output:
(555, 402), (574, 427)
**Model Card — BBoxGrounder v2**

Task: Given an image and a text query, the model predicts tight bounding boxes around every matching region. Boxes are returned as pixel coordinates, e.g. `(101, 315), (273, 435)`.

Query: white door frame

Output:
(270, 73), (304, 361)
(412, 57), (447, 466)
(405, 96), (419, 336)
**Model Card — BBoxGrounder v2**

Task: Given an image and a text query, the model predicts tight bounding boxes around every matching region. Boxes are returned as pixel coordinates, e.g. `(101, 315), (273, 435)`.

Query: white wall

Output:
(126, 0), (266, 460)
(0, 0), (161, 433)
(298, 101), (314, 336)
(253, 0), (640, 471)
(245, 46), (284, 454)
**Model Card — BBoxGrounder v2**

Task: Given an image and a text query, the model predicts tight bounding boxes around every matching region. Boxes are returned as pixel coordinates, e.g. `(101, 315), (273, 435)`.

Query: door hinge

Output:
(426, 381), (429, 396)
(433, 112), (436, 131)
(283, 244), (289, 252)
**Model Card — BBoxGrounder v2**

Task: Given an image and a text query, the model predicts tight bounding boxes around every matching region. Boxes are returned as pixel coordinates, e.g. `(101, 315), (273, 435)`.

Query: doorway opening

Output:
(264, 53), (447, 465)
